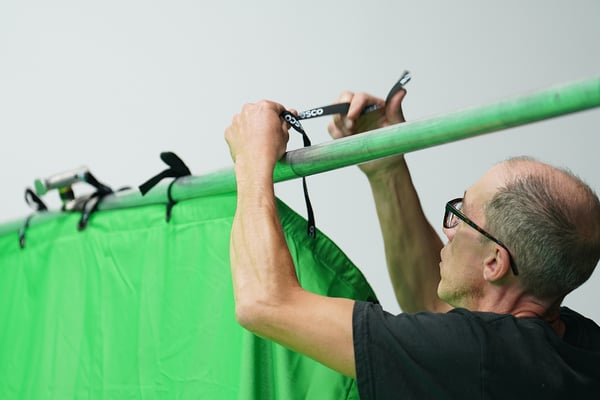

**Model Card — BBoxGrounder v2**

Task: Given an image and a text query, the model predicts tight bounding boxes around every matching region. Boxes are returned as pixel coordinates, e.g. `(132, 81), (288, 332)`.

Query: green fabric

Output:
(0, 193), (375, 399)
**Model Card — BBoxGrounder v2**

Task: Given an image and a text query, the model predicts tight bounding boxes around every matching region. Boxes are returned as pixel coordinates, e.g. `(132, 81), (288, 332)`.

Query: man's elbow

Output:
(235, 301), (257, 331)
(234, 296), (272, 335)
(234, 290), (299, 337)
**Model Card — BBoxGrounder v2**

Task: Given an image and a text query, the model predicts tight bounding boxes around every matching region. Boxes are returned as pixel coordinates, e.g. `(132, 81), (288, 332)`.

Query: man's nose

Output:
(443, 225), (455, 241)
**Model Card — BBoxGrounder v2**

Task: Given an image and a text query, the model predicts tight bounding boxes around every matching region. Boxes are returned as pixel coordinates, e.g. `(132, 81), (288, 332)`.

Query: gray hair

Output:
(485, 157), (600, 300)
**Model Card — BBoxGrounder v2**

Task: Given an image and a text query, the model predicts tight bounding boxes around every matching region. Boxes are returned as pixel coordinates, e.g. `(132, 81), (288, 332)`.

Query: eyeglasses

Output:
(444, 197), (519, 275)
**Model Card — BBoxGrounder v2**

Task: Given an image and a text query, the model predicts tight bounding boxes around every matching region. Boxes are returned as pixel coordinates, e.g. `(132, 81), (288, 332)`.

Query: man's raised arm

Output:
(328, 90), (450, 313)
(225, 100), (357, 377)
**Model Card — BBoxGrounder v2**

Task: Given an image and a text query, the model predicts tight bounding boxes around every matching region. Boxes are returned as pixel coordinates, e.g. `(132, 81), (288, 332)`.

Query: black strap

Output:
(296, 70), (411, 121)
(280, 111), (316, 238)
(19, 214), (34, 249)
(139, 152), (191, 195)
(280, 71), (412, 239)
(297, 103), (351, 120)
(138, 151), (192, 222)
(19, 188), (49, 248)
(165, 179), (178, 222)
(78, 185), (129, 231)
(384, 70), (412, 104)
(78, 192), (109, 230)
(84, 171), (113, 195)
(77, 172), (114, 230)
(24, 188), (48, 212)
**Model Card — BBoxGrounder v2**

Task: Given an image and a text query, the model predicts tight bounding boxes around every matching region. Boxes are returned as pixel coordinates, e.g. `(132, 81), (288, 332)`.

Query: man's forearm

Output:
(367, 158), (448, 313)
(230, 168), (357, 377)
(230, 170), (302, 329)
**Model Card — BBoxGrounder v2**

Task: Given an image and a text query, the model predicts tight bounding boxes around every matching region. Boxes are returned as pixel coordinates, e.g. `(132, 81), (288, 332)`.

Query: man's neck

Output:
(466, 290), (566, 337)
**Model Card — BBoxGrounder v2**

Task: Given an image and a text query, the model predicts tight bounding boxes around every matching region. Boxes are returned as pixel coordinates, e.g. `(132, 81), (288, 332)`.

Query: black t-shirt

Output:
(353, 301), (600, 399)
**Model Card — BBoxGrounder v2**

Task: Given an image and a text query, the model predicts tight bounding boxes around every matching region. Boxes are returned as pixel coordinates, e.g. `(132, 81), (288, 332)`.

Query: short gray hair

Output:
(485, 157), (600, 300)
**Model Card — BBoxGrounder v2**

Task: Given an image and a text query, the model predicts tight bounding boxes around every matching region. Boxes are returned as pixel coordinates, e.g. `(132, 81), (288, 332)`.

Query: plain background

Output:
(1, 1), (599, 320)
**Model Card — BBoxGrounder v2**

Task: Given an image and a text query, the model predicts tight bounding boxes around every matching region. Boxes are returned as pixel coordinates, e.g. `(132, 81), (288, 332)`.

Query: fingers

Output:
(329, 91), (385, 138)
(328, 87), (408, 140)
(250, 99), (286, 117)
(385, 89), (407, 125)
(329, 91), (354, 137)
(347, 92), (384, 120)
(329, 92), (376, 137)
(225, 100), (290, 167)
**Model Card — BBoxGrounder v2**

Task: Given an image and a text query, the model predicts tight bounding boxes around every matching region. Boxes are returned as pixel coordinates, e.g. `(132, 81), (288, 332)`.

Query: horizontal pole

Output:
(105, 74), (600, 208)
(2, 75), (600, 235)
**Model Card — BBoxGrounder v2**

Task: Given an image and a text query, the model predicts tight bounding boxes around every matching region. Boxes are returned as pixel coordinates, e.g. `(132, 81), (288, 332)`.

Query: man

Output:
(224, 89), (600, 398)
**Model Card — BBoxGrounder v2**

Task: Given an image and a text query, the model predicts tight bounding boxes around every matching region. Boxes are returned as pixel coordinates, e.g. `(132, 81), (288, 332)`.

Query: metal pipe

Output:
(2, 75), (599, 235)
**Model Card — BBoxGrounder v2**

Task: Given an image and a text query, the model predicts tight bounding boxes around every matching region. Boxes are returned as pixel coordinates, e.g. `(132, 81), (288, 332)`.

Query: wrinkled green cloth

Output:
(0, 194), (374, 399)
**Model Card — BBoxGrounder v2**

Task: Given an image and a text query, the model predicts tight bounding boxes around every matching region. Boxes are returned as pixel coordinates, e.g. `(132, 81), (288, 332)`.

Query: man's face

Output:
(437, 166), (506, 308)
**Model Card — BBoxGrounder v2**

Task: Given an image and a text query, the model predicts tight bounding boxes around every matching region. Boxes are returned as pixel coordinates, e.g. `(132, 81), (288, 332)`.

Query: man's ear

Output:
(483, 246), (511, 282)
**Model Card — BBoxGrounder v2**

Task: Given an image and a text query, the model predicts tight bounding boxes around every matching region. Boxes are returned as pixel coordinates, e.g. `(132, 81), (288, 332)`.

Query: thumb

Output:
(385, 89), (407, 125)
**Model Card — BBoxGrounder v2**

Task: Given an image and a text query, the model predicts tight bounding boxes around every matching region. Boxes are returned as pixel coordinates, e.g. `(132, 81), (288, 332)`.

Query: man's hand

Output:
(225, 100), (290, 178)
(327, 89), (407, 178)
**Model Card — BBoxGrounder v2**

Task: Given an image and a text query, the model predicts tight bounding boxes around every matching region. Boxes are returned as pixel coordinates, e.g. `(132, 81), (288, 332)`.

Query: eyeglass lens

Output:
(444, 199), (462, 228)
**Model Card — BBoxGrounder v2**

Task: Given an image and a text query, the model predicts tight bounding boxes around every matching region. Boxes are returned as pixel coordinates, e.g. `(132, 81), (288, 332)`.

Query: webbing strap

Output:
(280, 71), (411, 239)
(139, 152), (192, 195)
(24, 188), (48, 212)
(296, 70), (411, 121)
(138, 152), (192, 222)
(280, 111), (316, 237)
(19, 188), (49, 248)
(77, 171), (114, 230)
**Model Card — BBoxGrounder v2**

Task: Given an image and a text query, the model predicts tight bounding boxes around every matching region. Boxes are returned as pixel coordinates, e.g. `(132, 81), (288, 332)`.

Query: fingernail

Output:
(344, 119), (354, 130)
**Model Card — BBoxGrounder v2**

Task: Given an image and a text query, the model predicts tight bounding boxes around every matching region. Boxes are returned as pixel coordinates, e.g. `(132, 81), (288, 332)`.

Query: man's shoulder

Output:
(354, 301), (513, 337)
(560, 306), (599, 326)
(441, 308), (527, 332)
(355, 301), (600, 339)
(560, 307), (600, 350)
(448, 307), (512, 321)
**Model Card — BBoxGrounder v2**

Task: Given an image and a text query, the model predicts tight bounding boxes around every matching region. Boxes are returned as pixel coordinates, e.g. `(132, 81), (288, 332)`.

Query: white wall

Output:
(1, 1), (599, 320)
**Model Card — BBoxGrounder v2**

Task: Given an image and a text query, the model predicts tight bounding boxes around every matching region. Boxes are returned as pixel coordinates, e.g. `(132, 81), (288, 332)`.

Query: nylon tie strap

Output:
(279, 111), (316, 238)
(19, 188), (49, 248)
(280, 71), (411, 238)
(77, 171), (114, 230)
(138, 151), (192, 222)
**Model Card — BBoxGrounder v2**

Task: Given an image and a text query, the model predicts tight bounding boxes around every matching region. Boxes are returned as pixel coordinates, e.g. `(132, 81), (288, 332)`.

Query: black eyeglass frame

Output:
(444, 197), (519, 275)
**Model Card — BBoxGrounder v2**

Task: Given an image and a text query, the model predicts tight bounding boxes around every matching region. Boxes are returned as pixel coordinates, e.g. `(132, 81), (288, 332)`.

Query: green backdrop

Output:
(0, 193), (376, 399)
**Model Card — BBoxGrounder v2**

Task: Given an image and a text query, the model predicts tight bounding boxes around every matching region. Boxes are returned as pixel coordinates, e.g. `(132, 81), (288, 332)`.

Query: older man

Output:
(224, 89), (600, 398)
